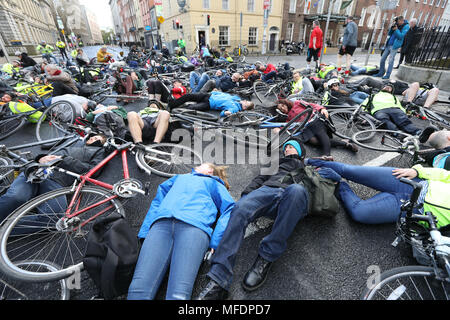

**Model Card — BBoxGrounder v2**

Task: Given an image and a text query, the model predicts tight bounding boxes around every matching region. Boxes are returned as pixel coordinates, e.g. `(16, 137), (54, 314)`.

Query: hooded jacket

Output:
(138, 170), (235, 249)
(208, 91), (242, 117)
(386, 20), (410, 50)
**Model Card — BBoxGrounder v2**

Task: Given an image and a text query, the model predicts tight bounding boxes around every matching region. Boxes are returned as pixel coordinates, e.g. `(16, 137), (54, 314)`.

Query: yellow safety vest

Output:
(8, 102), (44, 123)
(56, 41), (66, 49)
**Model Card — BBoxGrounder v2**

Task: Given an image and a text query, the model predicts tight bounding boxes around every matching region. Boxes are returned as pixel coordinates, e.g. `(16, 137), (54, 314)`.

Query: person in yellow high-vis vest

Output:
(0, 92), (44, 123)
(36, 41), (58, 64)
(56, 40), (69, 61)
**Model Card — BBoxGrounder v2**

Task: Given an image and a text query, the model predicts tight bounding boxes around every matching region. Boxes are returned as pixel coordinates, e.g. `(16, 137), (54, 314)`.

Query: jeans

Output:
(373, 108), (420, 135)
(189, 72), (210, 93)
(127, 218), (210, 300)
(42, 53), (58, 64)
(0, 173), (64, 224)
(207, 184), (309, 290)
(376, 46), (398, 78)
(350, 91), (369, 104)
(306, 160), (418, 224)
(350, 65), (367, 76)
(262, 71), (277, 83)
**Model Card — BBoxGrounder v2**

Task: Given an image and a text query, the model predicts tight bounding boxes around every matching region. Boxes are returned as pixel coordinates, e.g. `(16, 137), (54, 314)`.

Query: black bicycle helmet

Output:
(181, 62), (195, 72)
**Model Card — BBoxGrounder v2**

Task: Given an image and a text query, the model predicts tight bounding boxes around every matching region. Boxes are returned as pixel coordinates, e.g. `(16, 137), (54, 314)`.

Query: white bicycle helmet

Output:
(327, 78), (340, 89)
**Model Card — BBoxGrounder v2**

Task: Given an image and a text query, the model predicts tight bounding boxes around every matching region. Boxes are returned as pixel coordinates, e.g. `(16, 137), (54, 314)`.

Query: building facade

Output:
(438, 0), (450, 27)
(117, 0), (145, 45)
(281, 0), (356, 48)
(0, 0), (59, 55)
(354, 0), (448, 50)
(110, 0), (124, 43)
(85, 8), (104, 45)
(158, 0), (284, 54)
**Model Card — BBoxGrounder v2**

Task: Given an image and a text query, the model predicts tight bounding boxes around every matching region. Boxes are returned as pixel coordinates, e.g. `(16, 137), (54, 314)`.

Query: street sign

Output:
(157, 16), (165, 24)
(263, 0), (270, 10)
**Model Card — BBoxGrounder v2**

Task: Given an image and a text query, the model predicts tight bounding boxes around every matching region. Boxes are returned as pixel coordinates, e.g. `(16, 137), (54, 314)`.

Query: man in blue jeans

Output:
(373, 16), (409, 79)
(196, 139), (341, 299)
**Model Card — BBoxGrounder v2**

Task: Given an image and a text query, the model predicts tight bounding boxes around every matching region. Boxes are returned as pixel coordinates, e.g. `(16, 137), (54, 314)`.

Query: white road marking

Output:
(363, 152), (400, 167)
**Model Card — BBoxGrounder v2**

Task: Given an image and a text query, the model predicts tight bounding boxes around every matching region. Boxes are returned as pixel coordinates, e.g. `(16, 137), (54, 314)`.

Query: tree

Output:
(101, 28), (115, 45)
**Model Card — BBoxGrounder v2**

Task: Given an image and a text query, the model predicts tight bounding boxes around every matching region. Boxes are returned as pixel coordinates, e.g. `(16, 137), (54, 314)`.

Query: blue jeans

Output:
(373, 108), (420, 135)
(376, 46), (398, 78)
(0, 173), (64, 222)
(207, 184), (309, 290)
(350, 65), (367, 75)
(306, 160), (419, 224)
(42, 53), (58, 64)
(350, 91), (369, 104)
(262, 71), (277, 83)
(189, 72), (210, 93)
(128, 218), (210, 300)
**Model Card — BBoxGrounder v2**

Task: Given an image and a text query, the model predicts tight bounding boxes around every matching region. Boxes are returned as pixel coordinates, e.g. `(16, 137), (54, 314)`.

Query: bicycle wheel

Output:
(171, 108), (219, 122)
(329, 110), (376, 141)
(352, 129), (413, 152)
(0, 260), (70, 300)
(219, 111), (271, 127)
(233, 48), (240, 56)
(0, 117), (27, 141)
(268, 108), (313, 152)
(0, 186), (125, 282)
(0, 156), (14, 195)
(362, 266), (449, 300)
(422, 108), (450, 130)
(136, 143), (203, 178)
(36, 101), (76, 141)
(253, 81), (278, 107)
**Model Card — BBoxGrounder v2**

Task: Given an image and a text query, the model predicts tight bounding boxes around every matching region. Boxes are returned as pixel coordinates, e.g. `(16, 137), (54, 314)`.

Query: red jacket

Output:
(287, 100), (324, 123)
(309, 26), (323, 49)
(172, 86), (187, 99)
(264, 64), (277, 74)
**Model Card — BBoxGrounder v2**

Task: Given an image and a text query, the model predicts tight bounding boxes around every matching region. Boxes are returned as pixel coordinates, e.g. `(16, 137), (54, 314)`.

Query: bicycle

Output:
(233, 44), (249, 57)
(253, 78), (292, 108)
(0, 136), (202, 282)
(0, 260), (70, 300)
(406, 102), (450, 130)
(362, 178), (450, 300)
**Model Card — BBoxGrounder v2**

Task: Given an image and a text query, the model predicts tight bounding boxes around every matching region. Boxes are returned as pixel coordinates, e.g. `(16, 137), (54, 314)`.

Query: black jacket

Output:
(241, 155), (305, 196)
(20, 53), (37, 68)
(36, 140), (107, 187)
(401, 26), (421, 54)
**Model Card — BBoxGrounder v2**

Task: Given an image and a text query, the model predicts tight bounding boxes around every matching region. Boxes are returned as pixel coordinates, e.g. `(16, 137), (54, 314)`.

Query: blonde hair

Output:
(206, 163), (230, 190)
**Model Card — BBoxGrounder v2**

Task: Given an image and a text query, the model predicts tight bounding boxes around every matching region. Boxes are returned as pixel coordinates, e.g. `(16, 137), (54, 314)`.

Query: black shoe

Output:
(242, 255), (272, 292)
(419, 125), (439, 143)
(196, 279), (229, 300)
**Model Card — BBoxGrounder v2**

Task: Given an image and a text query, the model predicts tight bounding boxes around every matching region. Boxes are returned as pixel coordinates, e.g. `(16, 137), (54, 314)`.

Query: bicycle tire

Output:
(362, 265), (449, 300)
(233, 48), (240, 56)
(253, 81), (278, 107)
(135, 143), (203, 178)
(0, 156), (14, 195)
(171, 108), (219, 122)
(0, 117), (27, 141)
(268, 108), (313, 152)
(352, 129), (413, 152)
(0, 186), (125, 282)
(35, 101), (76, 142)
(219, 111), (271, 127)
(329, 110), (376, 141)
(0, 260), (70, 300)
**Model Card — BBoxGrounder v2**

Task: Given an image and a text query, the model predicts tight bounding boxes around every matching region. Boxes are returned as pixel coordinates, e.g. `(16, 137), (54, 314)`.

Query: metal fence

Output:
(409, 25), (450, 70)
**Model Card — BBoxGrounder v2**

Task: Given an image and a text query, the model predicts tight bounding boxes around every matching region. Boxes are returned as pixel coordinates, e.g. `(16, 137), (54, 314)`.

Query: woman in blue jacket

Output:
(127, 163), (235, 300)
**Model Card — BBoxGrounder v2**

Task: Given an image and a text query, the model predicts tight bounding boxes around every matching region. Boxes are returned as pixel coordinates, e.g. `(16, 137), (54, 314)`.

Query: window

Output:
(402, 9), (408, 18)
(423, 0), (427, 4)
(248, 0), (255, 12)
(318, 0), (325, 14)
(436, 0), (441, 6)
(289, 0), (297, 13)
(203, 0), (210, 9)
(359, 8), (367, 27)
(304, 0), (311, 14)
(430, 0), (434, 4)
(222, 0), (229, 10)
(219, 26), (230, 46)
(286, 23), (294, 42)
(249, 27), (257, 45)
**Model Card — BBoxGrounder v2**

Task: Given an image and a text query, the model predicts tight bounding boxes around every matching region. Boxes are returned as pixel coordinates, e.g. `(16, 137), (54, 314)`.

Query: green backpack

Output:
(282, 166), (340, 218)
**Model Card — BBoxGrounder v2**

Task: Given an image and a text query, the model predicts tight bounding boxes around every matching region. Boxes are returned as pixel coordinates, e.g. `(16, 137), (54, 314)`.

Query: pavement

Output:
(0, 46), (448, 300)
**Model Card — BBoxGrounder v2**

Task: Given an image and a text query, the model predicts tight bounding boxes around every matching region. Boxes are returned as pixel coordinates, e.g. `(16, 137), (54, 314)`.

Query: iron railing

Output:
(409, 25), (450, 70)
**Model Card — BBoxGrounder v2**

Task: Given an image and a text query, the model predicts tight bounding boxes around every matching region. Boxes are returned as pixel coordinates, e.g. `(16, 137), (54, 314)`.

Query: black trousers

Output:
(59, 48), (69, 60)
(168, 93), (211, 111)
(146, 80), (170, 102)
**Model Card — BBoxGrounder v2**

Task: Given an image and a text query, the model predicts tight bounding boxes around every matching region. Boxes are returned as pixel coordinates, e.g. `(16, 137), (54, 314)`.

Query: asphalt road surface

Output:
(0, 46), (446, 300)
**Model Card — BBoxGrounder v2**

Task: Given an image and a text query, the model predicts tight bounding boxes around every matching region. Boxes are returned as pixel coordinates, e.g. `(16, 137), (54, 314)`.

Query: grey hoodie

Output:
(342, 20), (358, 47)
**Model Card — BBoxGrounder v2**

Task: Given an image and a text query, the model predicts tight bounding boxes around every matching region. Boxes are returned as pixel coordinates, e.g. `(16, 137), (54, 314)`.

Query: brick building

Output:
(354, 0), (448, 50)
(280, 0), (356, 48)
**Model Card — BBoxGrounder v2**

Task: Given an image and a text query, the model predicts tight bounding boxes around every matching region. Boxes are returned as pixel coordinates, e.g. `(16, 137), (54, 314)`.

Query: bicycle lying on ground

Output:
(362, 178), (450, 300)
(0, 134), (202, 283)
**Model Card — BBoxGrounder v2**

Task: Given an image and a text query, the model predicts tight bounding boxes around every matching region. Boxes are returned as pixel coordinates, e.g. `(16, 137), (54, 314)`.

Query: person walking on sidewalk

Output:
(373, 16), (409, 79)
(306, 20), (323, 72)
(337, 16), (358, 76)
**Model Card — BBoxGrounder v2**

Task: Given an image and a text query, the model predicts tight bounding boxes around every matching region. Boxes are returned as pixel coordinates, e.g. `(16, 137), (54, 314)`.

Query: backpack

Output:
(284, 166), (340, 218)
(95, 109), (128, 139)
(83, 212), (140, 300)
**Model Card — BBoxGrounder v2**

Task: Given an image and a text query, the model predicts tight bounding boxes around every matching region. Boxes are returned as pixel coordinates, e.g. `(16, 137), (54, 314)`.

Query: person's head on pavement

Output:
(381, 82), (395, 94)
(427, 130), (450, 149)
(195, 163), (230, 190)
(283, 138), (306, 160)
(45, 64), (62, 76)
(240, 100), (255, 111)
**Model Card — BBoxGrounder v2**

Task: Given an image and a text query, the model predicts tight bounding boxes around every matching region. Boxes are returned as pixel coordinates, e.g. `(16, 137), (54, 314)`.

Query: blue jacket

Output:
(209, 91), (242, 117)
(138, 170), (235, 249)
(386, 21), (410, 50)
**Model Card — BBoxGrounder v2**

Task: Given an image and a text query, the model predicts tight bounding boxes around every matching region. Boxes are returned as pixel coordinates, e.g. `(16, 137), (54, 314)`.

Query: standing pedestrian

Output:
(395, 18), (419, 68)
(337, 16), (358, 76)
(373, 16), (409, 79)
(56, 40), (69, 61)
(306, 20), (323, 72)
(178, 37), (186, 55)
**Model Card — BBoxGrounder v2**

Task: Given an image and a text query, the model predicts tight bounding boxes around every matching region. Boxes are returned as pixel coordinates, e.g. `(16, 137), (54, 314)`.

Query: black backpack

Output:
(95, 110), (128, 139)
(83, 212), (140, 300)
